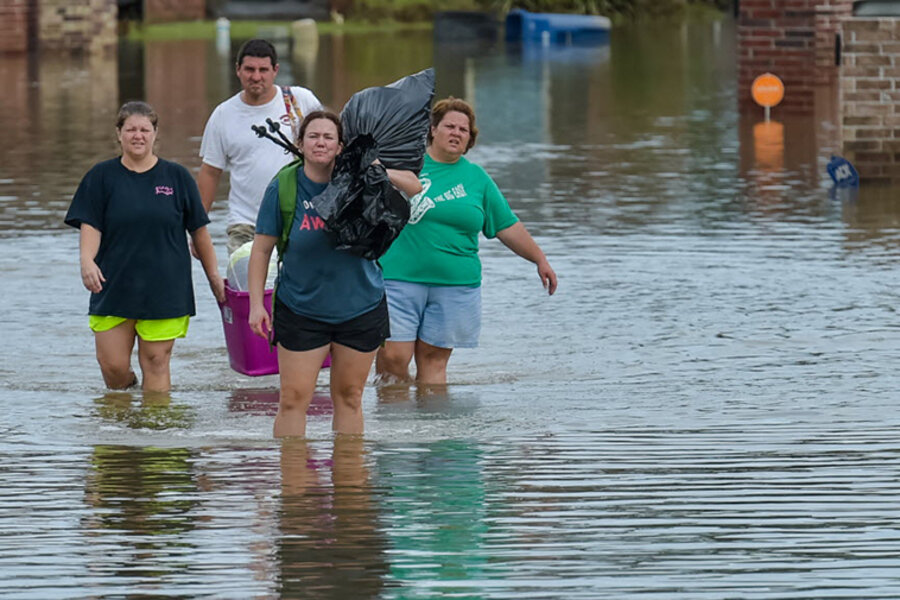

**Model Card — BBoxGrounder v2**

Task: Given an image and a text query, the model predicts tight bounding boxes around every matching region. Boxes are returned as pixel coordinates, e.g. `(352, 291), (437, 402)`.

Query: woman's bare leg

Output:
(137, 338), (175, 392)
(329, 343), (377, 435)
(275, 344), (330, 438)
(414, 340), (453, 386)
(94, 322), (138, 389)
(375, 340), (415, 383)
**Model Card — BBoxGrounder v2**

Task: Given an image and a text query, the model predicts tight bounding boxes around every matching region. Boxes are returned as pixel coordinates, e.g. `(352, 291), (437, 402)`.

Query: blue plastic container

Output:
(505, 9), (611, 45)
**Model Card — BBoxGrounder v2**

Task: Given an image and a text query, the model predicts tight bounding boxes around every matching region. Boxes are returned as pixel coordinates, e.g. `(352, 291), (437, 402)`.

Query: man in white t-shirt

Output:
(198, 38), (322, 254)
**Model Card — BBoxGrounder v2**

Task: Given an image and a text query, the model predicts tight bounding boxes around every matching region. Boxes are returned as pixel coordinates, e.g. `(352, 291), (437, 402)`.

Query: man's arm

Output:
(197, 163), (224, 214)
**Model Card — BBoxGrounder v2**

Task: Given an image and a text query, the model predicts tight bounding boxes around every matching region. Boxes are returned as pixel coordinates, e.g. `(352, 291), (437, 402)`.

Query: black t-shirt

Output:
(65, 157), (210, 319)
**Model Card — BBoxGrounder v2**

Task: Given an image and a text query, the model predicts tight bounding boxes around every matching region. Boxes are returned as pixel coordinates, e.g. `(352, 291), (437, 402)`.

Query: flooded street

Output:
(3, 17), (900, 598)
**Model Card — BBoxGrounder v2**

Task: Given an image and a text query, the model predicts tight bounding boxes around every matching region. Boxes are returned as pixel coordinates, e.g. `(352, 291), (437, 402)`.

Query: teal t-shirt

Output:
(379, 154), (518, 286)
(255, 169), (384, 324)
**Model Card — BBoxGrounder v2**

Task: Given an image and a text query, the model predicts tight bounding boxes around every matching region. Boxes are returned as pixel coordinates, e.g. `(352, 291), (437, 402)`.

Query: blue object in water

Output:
(826, 155), (860, 188)
(505, 9), (611, 45)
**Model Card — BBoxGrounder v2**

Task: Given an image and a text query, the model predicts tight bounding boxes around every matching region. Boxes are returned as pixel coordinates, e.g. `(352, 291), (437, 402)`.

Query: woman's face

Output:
(430, 110), (471, 160)
(301, 118), (341, 167)
(116, 115), (157, 161)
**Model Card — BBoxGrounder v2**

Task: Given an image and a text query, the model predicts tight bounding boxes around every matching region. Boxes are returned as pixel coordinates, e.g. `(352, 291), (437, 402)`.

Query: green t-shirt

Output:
(380, 154), (518, 286)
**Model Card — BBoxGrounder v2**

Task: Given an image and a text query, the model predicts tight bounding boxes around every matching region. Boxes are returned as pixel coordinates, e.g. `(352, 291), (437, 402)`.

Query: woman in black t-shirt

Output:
(65, 101), (225, 392)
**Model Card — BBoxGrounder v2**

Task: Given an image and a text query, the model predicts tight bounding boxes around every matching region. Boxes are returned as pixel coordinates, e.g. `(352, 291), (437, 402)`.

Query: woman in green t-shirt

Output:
(376, 97), (558, 386)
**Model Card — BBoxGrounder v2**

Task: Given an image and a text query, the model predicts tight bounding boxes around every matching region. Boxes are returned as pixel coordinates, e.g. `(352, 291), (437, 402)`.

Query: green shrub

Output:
(347, 0), (482, 22)
(345, 0), (730, 21)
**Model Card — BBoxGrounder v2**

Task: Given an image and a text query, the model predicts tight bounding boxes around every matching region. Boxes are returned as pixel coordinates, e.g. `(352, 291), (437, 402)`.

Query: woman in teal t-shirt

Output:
(376, 97), (558, 386)
(247, 111), (421, 438)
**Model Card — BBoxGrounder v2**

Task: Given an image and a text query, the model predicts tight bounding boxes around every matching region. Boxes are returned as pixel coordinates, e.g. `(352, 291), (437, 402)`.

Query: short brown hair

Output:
(116, 101), (158, 130)
(428, 96), (478, 152)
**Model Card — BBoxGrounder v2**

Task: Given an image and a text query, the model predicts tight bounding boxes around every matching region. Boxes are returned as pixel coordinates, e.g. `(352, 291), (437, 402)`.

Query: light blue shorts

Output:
(384, 280), (481, 349)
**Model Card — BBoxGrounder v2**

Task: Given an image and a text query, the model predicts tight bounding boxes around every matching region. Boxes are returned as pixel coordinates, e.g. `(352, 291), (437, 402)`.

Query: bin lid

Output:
(853, 0), (900, 16)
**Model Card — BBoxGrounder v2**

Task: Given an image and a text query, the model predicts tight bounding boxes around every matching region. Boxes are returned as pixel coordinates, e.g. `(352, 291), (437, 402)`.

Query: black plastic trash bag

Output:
(340, 67), (435, 173)
(312, 134), (410, 260)
(311, 68), (434, 260)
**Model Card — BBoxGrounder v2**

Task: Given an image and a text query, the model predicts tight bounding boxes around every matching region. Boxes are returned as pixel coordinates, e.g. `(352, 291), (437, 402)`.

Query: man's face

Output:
(236, 55), (278, 102)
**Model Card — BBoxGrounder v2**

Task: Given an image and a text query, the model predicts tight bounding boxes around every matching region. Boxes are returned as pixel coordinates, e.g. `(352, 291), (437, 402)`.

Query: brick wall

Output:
(0, 0), (31, 54)
(145, 0), (205, 24)
(840, 17), (900, 183)
(38, 0), (117, 52)
(738, 0), (853, 114)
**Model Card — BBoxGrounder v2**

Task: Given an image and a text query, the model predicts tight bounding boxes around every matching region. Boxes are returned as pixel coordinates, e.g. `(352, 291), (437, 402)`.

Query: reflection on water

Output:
(378, 440), (487, 599)
(228, 386), (281, 415)
(278, 438), (388, 598)
(229, 388), (334, 417)
(93, 390), (196, 430)
(3, 15), (900, 599)
(83, 444), (201, 547)
(0, 51), (119, 233)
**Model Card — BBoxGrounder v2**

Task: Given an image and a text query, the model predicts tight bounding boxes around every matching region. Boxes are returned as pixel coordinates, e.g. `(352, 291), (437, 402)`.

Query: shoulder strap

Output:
(270, 157), (302, 350)
(280, 85), (304, 140)
(275, 159), (302, 261)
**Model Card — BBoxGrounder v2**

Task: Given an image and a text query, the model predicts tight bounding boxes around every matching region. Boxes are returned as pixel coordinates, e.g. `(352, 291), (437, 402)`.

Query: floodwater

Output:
(3, 16), (900, 599)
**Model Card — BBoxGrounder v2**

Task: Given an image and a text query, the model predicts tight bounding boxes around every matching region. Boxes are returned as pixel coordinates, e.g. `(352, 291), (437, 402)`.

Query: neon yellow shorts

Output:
(89, 315), (190, 341)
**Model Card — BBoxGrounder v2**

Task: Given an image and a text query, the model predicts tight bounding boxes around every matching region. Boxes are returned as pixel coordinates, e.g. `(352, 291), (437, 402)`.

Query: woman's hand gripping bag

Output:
(312, 68), (434, 260)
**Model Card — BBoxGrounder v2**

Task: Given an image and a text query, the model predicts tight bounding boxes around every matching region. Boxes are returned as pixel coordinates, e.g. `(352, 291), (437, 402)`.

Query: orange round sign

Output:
(751, 73), (784, 108)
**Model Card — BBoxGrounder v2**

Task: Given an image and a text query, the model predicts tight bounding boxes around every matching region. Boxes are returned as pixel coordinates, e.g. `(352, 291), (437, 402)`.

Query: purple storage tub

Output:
(219, 281), (331, 376)
(220, 282), (279, 376)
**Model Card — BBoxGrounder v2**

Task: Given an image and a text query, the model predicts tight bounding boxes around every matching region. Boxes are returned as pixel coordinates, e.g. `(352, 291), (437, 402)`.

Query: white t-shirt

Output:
(200, 86), (321, 226)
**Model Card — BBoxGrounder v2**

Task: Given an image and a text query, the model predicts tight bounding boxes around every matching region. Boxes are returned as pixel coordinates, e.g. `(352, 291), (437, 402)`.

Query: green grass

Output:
(123, 19), (432, 41)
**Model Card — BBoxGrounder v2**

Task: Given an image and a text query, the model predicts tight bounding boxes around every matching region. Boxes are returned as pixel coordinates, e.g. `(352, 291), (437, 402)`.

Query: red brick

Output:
(855, 54), (894, 67)
(748, 9), (782, 19)
(844, 140), (882, 152)
(843, 43), (883, 53)
(845, 116), (884, 126)
(856, 79), (892, 90)
(854, 152), (892, 162)
(843, 93), (887, 105)
(843, 67), (884, 78)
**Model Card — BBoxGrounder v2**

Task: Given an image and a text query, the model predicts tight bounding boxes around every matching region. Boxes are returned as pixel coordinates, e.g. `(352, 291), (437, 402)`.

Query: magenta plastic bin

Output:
(219, 282), (278, 376)
(219, 281), (331, 376)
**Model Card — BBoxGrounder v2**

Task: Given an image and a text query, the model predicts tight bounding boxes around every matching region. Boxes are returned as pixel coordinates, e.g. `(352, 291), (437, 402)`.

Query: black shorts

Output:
(273, 296), (390, 353)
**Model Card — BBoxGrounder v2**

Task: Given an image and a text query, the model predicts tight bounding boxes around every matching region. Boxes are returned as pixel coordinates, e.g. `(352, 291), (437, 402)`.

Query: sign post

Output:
(751, 73), (785, 121)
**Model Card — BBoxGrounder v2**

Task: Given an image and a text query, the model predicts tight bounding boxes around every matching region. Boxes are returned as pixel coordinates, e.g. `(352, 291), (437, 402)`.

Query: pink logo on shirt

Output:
(155, 185), (174, 196)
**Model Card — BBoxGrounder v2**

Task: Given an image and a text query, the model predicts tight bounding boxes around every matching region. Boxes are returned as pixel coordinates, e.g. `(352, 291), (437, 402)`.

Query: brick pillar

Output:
(738, 0), (853, 114)
(839, 17), (900, 184)
(144, 0), (205, 24)
(0, 0), (32, 54)
(38, 0), (117, 52)
(815, 0), (854, 82)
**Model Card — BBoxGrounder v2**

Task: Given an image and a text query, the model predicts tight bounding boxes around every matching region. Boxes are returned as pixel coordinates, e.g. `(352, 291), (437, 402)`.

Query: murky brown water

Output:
(3, 17), (900, 599)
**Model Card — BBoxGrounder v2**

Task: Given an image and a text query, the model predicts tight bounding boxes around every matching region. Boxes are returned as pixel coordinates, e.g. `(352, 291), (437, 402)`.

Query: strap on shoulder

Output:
(275, 159), (302, 261)
(280, 85), (304, 140)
